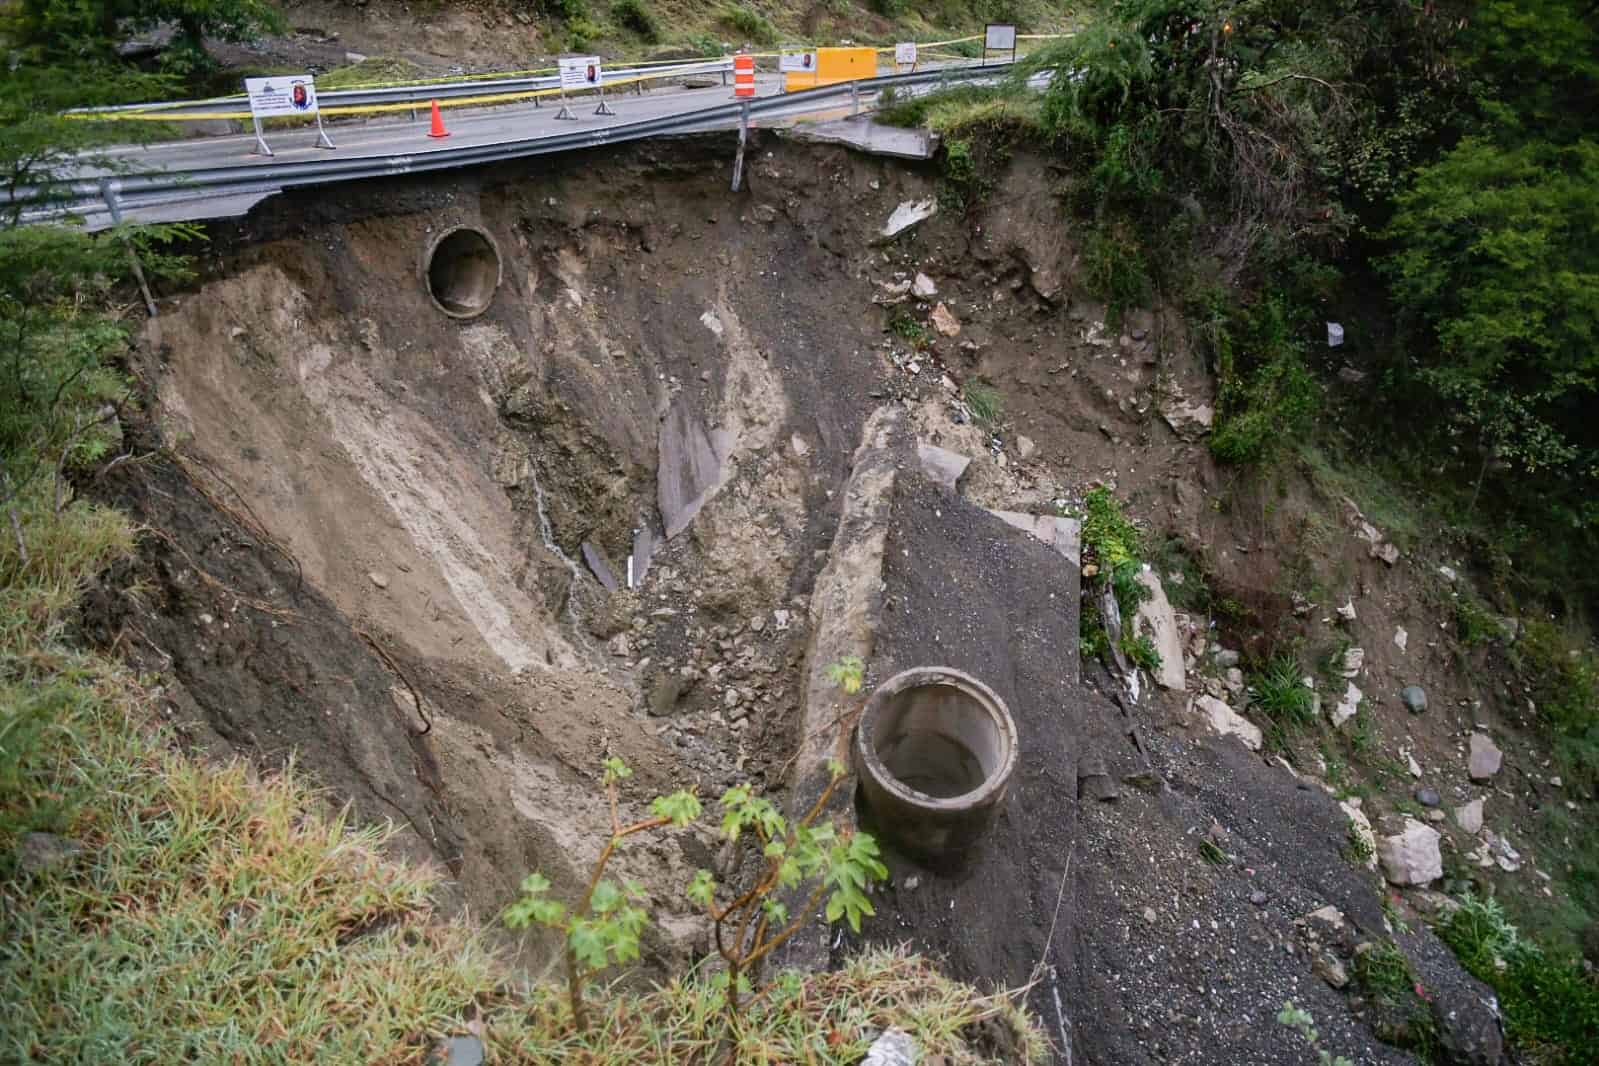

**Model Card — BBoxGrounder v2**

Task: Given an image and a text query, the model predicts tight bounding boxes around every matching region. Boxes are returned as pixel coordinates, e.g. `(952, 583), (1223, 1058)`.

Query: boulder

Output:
(1331, 681), (1363, 728)
(916, 441), (971, 491)
(1468, 734), (1503, 781)
(1377, 819), (1443, 886)
(1133, 571), (1187, 692)
(1454, 798), (1485, 835)
(1192, 695), (1263, 751)
(1401, 685), (1427, 714)
(930, 302), (961, 337)
(1430, 987), (1506, 1066)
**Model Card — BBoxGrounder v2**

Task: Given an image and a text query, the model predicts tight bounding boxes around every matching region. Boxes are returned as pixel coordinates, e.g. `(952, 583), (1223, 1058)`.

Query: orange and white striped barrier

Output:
(733, 53), (756, 98)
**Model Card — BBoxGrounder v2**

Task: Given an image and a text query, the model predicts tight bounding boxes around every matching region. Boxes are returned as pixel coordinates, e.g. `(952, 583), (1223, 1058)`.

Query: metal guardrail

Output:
(17, 62), (1020, 228)
(81, 59), (736, 118)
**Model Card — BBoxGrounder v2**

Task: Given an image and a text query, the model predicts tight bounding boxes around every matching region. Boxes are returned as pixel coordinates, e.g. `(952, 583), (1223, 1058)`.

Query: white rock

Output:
(1192, 695), (1262, 751)
(1134, 571), (1187, 692)
(368, 571), (389, 589)
(1339, 646), (1365, 678)
(1407, 752), (1423, 778)
(1377, 819), (1443, 886)
(861, 1027), (918, 1066)
(1454, 798), (1484, 835)
(1468, 733), (1503, 780)
(1331, 682), (1362, 728)
(1394, 626), (1408, 653)
(930, 302), (961, 337)
(1439, 565), (1458, 582)
(699, 310), (724, 337)
(1327, 322), (1345, 347)
(1161, 396), (1215, 441)
(882, 198), (937, 238)
(1016, 435), (1037, 461)
(911, 272), (937, 298)
(1341, 801), (1378, 870)
(1337, 599), (1357, 623)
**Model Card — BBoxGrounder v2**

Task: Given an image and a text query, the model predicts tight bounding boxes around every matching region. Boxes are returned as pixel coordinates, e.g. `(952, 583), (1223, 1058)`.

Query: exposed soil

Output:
(77, 128), (1575, 1062)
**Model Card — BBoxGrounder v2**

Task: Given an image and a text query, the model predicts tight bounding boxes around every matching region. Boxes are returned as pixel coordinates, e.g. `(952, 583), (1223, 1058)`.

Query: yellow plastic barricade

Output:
(783, 47), (878, 91)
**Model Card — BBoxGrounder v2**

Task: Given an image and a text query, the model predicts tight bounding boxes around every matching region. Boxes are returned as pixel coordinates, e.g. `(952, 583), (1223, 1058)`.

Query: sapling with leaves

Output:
(685, 756), (888, 1026)
(503, 756), (701, 1032)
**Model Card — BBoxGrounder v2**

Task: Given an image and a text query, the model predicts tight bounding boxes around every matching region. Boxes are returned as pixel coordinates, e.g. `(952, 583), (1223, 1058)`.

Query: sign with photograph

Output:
(779, 49), (817, 73)
(894, 42), (917, 66)
(245, 75), (320, 118)
(559, 56), (602, 90)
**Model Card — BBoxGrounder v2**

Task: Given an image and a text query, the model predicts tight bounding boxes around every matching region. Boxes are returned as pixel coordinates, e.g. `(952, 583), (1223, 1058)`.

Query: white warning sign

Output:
(779, 49), (817, 73)
(245, 75), (320, 118)
(894, 42), (917, 66)
(559, 56), (603, 90)
(984, 23), (1018, 51)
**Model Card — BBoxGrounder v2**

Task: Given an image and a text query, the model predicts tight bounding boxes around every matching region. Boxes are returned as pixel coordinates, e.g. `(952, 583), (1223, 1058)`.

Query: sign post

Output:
(983, 23), (1018, 66)
(894, 41), (918, 72)
(244, 75), (333, 156)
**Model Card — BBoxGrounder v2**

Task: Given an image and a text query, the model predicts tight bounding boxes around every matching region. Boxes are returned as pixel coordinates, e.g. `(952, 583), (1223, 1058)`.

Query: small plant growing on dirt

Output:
(887, 307), (929, 348)
(1198, 839), (1227, 865)
(825, 655), (865, 695)
(504, 757), (701, 1031)
(962, 383), (1003, 429)
(1277, 1002), (1354, 1066)
(1249, 655), (1317, 730)
(1342, 818), (1374, 867)
(687, 757), (888, 1027)
(1120, 630), (1162, 672)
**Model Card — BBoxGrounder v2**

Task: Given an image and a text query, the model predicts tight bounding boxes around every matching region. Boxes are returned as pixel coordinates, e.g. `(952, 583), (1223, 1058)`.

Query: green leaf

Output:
(760, 897), (789, 926)
(649, 789), (702, 827)
(590, 879), (624, 915)
(602, 756), (633, 785)
(686, 869), (717, 909)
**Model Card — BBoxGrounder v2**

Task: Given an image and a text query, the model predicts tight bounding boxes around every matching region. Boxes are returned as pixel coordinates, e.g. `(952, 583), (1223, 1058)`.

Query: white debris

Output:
(882, 198), (937, 238)
(1327, 322), (1345, 347)
(1394, 626), (1408, 653)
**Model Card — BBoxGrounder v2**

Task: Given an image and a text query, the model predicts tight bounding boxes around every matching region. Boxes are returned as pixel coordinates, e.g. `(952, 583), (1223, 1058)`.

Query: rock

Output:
(16, 832), (83, 876)
(1192, 695), (1263, 751)
(1399, 685), (1427, 715)
(367, 571), (389, 589)
(1223, 667), (1245, 696)
(1305, 905), (1347, 931)
(791, 434), (812, 458)
(1339, 646), (1365, 678)
(631, 526), (655, 586)
(1250, 890), (1269, 906)
(1314, 952), (1350, 990)
(1213, 649), (1241, 670)
(1133, 571), (1186, 692)
(1077, 760), (1121, 803)
(752, 204), (778, 224)
(1377, 819), (1443, 886)
(882, 198), (937, 238)
(929, 303), (961, 337)
(1341, 802), (1378, 870)
(1454, 798), (1485, 835)
(724, 687), (741, 710)
(1468, 734), (1503, 781)
(658, 401), (735, 538)
(773, 609), (791, 630)
(582, 542), (620, 592)
(1407, 753), (1424, 778)
(439, 1035), (485, 1066)
(861, 1027), (918, 1066)
(1327, 322), (1345, 347)
(699, 309), (724, 337)
(1372, 541), (1401, 566)
(917, 441), (971, 490)
(1331, 682), (1363, 728)
(1394, 626), (1409, 652)
(1438, 565), (1459, 583)
(1142, 907), (1157, 924)
(911, 272), (937, 298)
(608, 633), (631, 658)
(648, 675), (687, 717)
(1338, 366), (1367, 384)
(1015, 435), (1037, 461)
(1427, 809), (1447, 822)
(1161, 395), (1215, 441)
(1430, 986), (1506, 1066)
(1415, 787), (1442, 808)
(1337, 599), (1357, 623)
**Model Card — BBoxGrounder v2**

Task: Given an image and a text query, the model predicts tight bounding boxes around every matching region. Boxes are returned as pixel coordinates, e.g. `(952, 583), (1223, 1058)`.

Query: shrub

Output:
(720, 4), (777, 45)
(611, 0), (658, 41)
(962, 383), (1002, 429)
(1248, 655), (1317, 730)
(1082, 221), (1148, 325)
(1196, 290), (1321, 465)
(1514, 620), (1599, 792)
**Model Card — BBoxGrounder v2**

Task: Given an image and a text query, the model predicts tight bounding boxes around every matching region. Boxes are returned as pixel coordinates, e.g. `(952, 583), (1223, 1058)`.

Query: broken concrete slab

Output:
(783, 117), (939, 160)
(581, 542), (619, 592)
(916, 441), (971, 491)
(1133, 570), (1186, 692)
(657, 401), (735, 539)
(987, 510), (1082, 568)
(630, 525), (654, 587)
(881, 197), (937, 239)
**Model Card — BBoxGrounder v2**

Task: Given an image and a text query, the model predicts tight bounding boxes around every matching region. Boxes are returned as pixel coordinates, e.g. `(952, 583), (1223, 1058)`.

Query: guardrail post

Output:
(731, 101), (750, 193)
(851, 81), (860, 116)
(98, 180), (158, 318)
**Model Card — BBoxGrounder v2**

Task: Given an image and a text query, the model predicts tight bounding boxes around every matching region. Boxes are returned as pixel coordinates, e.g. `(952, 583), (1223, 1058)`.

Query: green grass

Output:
(962, 382), (1002, 429)
(1248, 654), (1317, 729)
(1438, 895), (1599, 1064)
(316, 56), (428, 90)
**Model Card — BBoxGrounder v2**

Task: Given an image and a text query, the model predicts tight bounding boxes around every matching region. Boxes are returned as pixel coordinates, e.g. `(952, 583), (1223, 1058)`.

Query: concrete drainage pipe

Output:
(854, 667), (1018, 860)
(422, 226), (502, 319)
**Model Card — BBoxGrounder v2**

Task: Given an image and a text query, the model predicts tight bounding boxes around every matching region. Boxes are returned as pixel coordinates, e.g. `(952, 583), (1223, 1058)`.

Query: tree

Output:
(7, 0), (284, 73)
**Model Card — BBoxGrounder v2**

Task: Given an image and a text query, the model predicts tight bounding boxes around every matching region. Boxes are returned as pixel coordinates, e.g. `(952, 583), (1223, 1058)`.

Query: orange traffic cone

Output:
(426, 99), (450, 139)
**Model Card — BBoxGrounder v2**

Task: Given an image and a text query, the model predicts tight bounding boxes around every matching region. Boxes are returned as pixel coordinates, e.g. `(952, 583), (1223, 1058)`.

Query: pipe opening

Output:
(854, 667), (1018, 859)
(423, 226), (501, 319)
